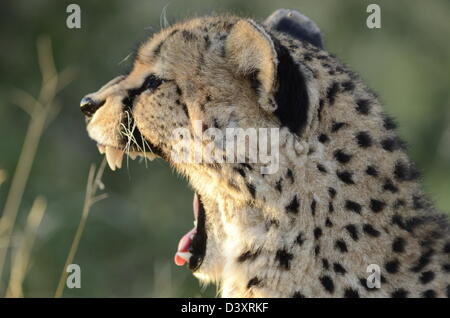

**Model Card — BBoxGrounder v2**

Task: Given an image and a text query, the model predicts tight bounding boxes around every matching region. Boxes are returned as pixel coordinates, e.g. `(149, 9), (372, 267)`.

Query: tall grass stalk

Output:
(5, 196), (46, 297)
(54, 160), (107, 298)
(0, 36), (74, 288)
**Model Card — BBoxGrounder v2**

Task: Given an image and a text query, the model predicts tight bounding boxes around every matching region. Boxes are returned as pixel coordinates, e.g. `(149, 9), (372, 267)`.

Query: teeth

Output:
(128, 152), (138, 160)
(105, 146), (123, 171)
(176, 252), (192, 262)
(97, 144), (105, 154)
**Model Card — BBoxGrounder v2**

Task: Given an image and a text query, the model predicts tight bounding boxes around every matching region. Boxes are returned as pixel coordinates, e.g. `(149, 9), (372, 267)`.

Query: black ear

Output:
(271, 37), (310, 135)
(264, 9), (324, 49)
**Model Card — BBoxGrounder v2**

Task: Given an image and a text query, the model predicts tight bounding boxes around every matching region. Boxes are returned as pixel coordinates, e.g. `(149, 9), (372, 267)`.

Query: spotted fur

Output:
(81, 13), (450, 298)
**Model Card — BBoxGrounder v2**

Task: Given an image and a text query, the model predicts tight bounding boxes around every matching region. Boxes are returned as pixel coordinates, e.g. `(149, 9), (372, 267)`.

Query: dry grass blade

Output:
(0, 171), (7, 189)
(0, 35), (73, 283)
(54, 160), (107, 298)
(5, 196), (47, 298)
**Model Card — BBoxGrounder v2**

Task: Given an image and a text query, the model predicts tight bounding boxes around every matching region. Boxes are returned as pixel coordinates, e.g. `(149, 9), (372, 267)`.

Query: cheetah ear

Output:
(226, 19), (278, 112)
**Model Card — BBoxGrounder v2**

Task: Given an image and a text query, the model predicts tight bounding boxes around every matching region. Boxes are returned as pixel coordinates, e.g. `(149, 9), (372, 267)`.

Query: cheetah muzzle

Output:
(80, 9), (450, 298)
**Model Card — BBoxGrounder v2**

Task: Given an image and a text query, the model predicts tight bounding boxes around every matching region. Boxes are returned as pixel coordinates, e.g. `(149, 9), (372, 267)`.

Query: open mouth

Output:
(175, 193), (207, 270)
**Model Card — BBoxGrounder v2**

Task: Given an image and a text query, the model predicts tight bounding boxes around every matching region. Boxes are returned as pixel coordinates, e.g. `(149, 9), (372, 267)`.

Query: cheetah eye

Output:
(143, 74), (164, 91)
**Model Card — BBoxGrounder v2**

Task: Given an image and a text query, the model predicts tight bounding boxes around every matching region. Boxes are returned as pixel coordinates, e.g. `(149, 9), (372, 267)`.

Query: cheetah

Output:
(80, 9), (450, 297)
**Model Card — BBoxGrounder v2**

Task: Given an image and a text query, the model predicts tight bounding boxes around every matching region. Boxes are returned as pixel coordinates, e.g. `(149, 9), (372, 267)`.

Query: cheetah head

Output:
(80, 13), (321, 287)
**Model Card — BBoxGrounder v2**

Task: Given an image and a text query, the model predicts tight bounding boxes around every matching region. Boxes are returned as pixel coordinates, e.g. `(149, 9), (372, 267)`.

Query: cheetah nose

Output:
(80, 96), (105, 117)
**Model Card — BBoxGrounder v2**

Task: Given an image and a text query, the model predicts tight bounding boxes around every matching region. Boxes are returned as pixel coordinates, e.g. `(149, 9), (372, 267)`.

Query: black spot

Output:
(245, 182), (256, 199)
(314, 245), (321, 256)
(369, 199), (386, 213)
(326, 82), (340, 105)
(285, 195), (300, 214)
(317, 99), (324, 121)
(318, 133), (329, 143)
(328, 187), (337, 198)
(317, 164), (327, 173)
(394, 160), (420, 182)
(363, 224), (381, 237)
(383, 116), (397, 130)
(392, 237), (406, 253)
(182, 30), (197, 41)
(328, 202), (334, 213)
(275, 249), (294, 270)
(355, 99), (371, 115)
(322, 258), (330, 270)
(314, 227), (322, 240)
(237, 249), (261, 262)
(272, 39), (310, 135)
(333, 263), (347, 275)
(345, 200), (362, 214)
(422, 290), (437, 298)
(419, 271), (435, 284)
(247, 277), (261, 288)
(391, 289), (408, 298)
(320, 276), (335, 294)
(331, 122), (347, 133)
(443, 242), (450, 254)
(311, 200), (317, 215)
(337, 171), (355, 185)
(296, 232), (305, 246)
(292, 291), (306, 298)
(325, 218), (333, 227)
(341, 81), (355, 92)
(410, 249), (434, 272)
(366, 166), (378, 177)
(345, 224), (359, 241)
(286, 169), (294, 183)
(356, 131), (373, 148)
(275, 178), (283, 193)
(394, 199), (406, 209)
(412, 195), (427, 210)
(343, 288), (359, 298)
(334, 149), (352, 164)
(381, 137), (405, 152)
(335, 239), (348, 253)
(383, 179), (398, 193)
(443, 263), (450, 272)
(447, 285), (450, 298)
(385, 259), (400, 273)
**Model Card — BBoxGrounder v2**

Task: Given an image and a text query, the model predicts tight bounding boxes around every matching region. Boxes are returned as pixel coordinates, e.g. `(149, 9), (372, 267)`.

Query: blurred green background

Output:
(0, 0), (449, 297)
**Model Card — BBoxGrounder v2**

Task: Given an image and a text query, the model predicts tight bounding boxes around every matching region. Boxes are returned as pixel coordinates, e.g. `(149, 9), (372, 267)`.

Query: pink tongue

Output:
(174, 193), (199, 266)
(174, 228), (196, 266)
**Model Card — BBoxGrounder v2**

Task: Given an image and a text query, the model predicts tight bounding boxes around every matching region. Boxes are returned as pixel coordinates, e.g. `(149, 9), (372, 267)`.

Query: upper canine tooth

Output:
(105, 146), (117, 171)
(129, 152), (138, 160)
(97, 144), (105, 154)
